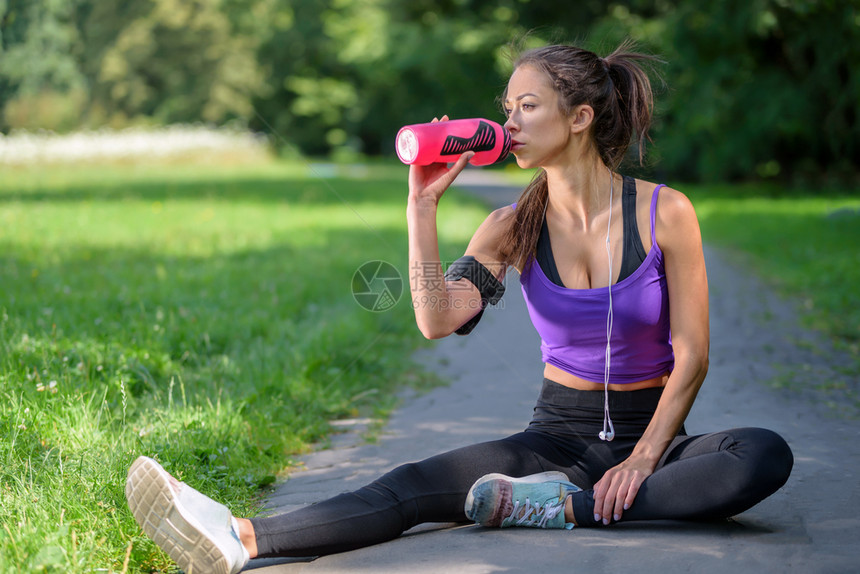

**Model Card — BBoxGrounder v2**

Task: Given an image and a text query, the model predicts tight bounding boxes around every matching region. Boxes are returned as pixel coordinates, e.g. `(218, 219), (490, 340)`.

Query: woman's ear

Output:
(569, 104), (594, 134)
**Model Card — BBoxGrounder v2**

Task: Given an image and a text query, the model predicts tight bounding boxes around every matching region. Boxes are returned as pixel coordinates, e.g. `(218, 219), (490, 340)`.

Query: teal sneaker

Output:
(125, 456), (250, 574)
(465, 471), (581, 530)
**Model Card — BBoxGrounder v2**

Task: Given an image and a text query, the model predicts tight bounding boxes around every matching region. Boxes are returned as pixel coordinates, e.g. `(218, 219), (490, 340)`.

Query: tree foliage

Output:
(1, 0), (857, 184)
(656, 0), (860, 183)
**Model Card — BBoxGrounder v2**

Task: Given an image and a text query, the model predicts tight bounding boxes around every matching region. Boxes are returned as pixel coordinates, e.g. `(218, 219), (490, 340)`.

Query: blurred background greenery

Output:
(0, 3), (857, 571)
(1, 0), (858, 185)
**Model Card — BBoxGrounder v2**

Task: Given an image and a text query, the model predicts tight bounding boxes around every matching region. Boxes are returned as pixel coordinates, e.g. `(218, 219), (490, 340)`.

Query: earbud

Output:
(599, 411), (616, 442)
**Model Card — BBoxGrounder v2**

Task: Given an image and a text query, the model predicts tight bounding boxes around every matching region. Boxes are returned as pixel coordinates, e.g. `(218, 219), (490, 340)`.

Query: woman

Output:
(125, 42), (794, 573)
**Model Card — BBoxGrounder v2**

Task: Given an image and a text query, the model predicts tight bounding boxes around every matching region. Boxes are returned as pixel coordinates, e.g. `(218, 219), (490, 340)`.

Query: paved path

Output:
(249, 170), (859, 574)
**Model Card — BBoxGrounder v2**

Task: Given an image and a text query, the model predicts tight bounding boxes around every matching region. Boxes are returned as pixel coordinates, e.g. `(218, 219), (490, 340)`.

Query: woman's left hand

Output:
(592, 455), (657, 525)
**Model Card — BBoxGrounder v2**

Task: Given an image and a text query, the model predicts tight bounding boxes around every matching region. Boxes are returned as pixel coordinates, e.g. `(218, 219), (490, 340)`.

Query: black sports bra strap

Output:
(618, 176), (648, 282)
(537, 218), (564, 286)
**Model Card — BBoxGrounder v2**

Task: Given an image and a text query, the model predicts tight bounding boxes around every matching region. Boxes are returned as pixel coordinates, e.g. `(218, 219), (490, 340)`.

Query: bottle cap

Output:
(396, 128), (418, 164)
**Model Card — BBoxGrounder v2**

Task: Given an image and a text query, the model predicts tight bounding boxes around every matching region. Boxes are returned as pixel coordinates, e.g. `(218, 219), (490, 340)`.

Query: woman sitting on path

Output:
(124, 41), (794, 573)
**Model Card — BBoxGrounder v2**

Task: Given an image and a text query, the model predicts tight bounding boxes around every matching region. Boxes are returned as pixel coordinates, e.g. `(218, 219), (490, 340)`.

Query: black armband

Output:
(444, 255), (505, 335)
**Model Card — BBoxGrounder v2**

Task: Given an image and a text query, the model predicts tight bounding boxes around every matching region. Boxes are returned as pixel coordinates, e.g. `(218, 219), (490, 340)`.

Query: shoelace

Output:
(503, 496), (565, 528)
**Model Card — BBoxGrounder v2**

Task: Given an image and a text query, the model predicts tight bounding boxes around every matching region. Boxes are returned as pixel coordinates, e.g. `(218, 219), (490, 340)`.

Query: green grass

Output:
(685, 183), (860, 371)
(0, 160), (488, 572)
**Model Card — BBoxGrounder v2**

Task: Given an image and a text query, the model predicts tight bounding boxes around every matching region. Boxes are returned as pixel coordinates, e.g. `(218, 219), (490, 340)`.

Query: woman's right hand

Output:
(407, 116), (475, 208)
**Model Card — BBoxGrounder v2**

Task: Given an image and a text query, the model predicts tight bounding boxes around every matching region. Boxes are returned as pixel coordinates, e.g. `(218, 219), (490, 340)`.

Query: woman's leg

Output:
(569, 427), (794, 526)
(251, 434), (559, 557)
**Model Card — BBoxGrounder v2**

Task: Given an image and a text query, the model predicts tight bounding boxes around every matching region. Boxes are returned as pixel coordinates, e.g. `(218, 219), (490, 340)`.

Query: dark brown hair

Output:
(500, 41), (662, 271)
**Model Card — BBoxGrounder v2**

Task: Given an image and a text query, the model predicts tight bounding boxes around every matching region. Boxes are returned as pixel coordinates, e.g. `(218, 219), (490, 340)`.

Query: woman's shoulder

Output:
(464, 204), (517, 267)
(490, 202), (519, 222)
(641, 181), (702, 253)
(473, 203), (518, 235)
(633, 179), (696, 221)
(655, 185), (697, 226)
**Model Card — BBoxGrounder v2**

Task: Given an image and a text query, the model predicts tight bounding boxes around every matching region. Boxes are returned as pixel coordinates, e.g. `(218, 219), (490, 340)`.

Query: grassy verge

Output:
(684, 183), (860, 377)
(0, 161), (488, 572)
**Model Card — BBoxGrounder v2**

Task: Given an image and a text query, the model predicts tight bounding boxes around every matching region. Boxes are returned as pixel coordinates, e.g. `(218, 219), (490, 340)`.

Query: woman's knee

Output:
(734, 427), (794, 491)
(364, 462), (430, 504)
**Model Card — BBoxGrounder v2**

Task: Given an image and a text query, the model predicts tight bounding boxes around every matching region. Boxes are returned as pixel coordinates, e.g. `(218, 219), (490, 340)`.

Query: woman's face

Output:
(503, 65), (573, 170)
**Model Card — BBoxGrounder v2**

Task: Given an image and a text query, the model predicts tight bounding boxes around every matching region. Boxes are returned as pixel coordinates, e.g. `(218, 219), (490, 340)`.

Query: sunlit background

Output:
(0, 2), (858, 572)
(1, 0), (858, 183)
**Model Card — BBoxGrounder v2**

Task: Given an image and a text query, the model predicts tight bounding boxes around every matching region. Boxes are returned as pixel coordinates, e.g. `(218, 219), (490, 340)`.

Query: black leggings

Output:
(251, 380), (793, 557)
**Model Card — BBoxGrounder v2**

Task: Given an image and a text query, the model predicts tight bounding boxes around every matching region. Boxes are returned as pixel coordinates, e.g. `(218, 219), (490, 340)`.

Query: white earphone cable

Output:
(601, 169), (616, 442)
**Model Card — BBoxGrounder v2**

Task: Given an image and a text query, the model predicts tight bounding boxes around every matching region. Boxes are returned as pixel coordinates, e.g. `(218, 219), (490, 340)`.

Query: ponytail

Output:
(600, 40), (660, 169)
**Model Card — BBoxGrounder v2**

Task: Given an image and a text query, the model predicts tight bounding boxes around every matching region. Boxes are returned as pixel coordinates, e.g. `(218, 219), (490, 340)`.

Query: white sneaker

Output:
(125, 456), (250, 574)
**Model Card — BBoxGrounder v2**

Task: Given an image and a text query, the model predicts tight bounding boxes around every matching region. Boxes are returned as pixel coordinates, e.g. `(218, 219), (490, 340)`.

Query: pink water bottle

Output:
(395, 118), (512, 166)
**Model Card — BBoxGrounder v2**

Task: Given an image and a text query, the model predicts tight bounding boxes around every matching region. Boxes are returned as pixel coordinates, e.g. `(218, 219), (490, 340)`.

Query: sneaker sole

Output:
(125, 456), (232, 574)
(464, 471), (570, 520)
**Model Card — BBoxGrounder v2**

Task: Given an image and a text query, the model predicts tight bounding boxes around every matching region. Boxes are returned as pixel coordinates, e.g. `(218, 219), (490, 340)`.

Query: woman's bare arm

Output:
(592, 186), (710, 524)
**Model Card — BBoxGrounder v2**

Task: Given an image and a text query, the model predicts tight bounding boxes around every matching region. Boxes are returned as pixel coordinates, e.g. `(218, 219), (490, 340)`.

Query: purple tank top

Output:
(519, 185), (674, 384)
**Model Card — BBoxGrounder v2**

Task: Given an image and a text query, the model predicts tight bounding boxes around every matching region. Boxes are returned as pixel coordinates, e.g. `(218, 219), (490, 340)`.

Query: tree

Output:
(650, 0), (859, 183)
(0, 0), (87, 131)
(94, 0), (270, 125)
